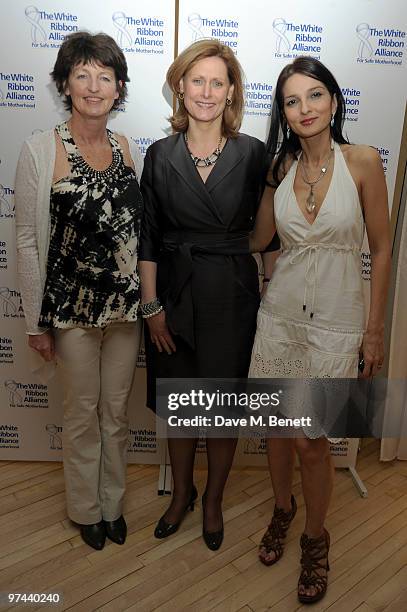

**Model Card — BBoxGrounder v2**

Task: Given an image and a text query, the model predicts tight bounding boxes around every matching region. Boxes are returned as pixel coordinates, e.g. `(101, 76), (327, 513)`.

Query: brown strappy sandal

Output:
(258, 495), (297, 566)
(298, 528), (330, 604)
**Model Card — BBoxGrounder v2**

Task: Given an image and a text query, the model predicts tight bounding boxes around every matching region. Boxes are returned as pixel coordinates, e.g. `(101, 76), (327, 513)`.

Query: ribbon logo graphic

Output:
(273, 17), (291, 53)
(0, 287), (17, 315)
(25, 6), (47, 44)
(46, 424), (62, 450)
(4, 380), (23, 406)
(188, 13), (205, 42)
(0, 185), (12, 216)
(356, 23), (374, 59)
(112, 11), (133, 47)
(245, 438), (259, 453)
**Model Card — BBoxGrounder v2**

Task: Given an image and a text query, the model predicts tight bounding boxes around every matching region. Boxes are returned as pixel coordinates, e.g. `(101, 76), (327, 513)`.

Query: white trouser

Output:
(54, 321), (140, 524)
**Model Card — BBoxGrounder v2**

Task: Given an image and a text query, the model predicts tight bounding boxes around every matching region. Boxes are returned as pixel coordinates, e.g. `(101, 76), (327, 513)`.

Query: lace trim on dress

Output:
(252, 354), (324, 378)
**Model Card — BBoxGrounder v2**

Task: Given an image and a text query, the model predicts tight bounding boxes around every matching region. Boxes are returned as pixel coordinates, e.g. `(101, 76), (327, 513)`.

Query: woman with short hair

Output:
(15, 31), (143, 550)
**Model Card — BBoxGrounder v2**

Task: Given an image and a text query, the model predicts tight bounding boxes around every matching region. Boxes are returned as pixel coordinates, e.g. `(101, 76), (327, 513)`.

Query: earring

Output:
(286, 125), (291, 138)
(226, 98), (232, 106)
(178, 92), (184, 101)
(330, 113), (335, 127)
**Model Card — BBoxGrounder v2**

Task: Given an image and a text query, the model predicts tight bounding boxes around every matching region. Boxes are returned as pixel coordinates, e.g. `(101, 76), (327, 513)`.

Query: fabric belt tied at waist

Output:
(284, 242), (360, 319)
(161, 230), (250, 349)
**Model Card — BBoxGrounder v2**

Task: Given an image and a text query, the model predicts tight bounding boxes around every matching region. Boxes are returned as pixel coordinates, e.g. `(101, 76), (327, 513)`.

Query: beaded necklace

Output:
(184, 133), (223, 167)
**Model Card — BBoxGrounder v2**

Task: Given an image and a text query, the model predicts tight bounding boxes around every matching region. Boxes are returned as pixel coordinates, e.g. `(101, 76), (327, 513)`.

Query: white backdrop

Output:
(0, 0), (176, 463)
(0, 0), (406, 467)
(178, 0), (407, 467)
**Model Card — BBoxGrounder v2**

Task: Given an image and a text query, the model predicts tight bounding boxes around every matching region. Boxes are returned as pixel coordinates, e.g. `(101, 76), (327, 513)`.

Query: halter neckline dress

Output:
(249, 142), (366, 437)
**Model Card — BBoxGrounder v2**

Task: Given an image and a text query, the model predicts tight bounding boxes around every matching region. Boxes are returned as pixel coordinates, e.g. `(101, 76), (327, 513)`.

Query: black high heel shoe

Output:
(202, 494), (224, 551)
(154, 485), (198, 539)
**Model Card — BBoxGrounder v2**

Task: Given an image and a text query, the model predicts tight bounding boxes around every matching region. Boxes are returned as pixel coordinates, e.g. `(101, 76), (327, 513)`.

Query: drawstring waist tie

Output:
(283, 243), (360, 319)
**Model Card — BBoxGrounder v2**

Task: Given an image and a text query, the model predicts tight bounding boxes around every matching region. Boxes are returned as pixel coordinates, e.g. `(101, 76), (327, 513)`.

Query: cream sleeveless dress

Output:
(249, 143), (366, 437)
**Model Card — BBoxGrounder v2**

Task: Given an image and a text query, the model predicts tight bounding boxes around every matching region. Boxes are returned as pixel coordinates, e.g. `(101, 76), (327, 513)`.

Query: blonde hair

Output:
(166, 39), (244, 138)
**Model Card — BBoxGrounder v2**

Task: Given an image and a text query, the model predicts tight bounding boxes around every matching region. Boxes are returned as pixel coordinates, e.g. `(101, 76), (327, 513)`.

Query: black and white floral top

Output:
(39, 121), (142, 328)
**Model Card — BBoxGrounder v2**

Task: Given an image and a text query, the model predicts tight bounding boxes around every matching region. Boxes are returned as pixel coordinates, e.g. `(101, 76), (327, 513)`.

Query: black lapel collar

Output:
(166, 133), (224, 223)
(205, 136), (245, 192)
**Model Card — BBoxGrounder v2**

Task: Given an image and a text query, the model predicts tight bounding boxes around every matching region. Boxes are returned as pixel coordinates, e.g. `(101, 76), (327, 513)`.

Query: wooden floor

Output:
(1, 439), (407, 612)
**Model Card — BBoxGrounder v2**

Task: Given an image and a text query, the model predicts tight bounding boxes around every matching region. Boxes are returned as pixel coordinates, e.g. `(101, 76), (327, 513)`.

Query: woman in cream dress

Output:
(249, 56), (390, 604)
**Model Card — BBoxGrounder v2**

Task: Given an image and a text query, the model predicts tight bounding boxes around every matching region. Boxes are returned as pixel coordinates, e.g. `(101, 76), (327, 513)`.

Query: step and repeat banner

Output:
(0, 0), (406, 468)
(179, 0), (406, 468)
(0, 0), (176, 463)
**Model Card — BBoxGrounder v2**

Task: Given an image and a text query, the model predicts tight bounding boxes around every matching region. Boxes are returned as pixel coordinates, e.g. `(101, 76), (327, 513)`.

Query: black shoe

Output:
(80, 521), (106, 550)
(203, 525), (224, 551)
(154, 485), (198, 539)
(104, 515), (127, 545)
(202, 495), (224, 551)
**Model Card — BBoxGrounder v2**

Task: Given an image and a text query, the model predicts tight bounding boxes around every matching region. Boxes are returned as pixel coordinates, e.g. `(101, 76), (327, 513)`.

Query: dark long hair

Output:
(267, 56), (349, 186)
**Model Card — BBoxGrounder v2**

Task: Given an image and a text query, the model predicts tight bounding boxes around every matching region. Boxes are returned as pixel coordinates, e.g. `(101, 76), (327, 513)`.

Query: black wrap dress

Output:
(139, 132), (279, 410)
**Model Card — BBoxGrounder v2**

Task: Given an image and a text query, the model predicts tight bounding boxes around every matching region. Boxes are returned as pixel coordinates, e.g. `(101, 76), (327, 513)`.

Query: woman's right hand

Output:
(28, 331), (55, 362)
(146, 311), (176, 354)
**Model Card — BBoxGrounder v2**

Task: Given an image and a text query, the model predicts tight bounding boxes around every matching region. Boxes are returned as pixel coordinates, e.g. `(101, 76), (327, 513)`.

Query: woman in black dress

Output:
(139, 39), (278, 550)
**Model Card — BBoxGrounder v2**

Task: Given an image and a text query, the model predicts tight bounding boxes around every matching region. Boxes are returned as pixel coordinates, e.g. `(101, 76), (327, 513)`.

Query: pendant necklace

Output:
(184, 133), (223, 167)
(300, 141), (334, 214)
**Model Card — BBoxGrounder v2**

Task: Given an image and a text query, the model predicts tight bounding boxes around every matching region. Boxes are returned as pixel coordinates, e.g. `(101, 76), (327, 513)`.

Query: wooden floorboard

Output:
(0, 440), (406, 611)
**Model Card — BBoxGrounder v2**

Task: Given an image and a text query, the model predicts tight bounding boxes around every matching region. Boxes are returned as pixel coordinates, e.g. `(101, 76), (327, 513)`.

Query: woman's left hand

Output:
(28, 331), (55, 362)
(359, 329), (384, 378)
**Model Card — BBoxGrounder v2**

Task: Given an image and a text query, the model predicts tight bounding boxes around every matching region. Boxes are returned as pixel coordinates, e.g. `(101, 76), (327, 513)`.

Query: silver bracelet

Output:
(140, 298), (163, 319)
(143, 306), (163, 319)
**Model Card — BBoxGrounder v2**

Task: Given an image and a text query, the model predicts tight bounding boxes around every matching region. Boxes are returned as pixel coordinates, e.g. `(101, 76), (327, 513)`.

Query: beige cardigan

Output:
(14, 128), (143, 334)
